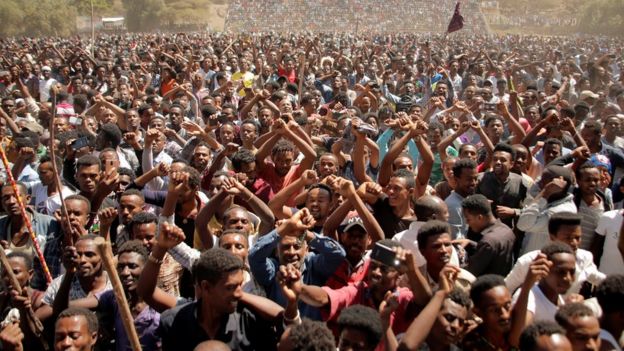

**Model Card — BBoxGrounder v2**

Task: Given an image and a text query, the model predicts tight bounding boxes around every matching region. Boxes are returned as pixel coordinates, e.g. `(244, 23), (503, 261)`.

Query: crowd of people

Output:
(225, 0), (488, 33)
(0, 29), (623, 351)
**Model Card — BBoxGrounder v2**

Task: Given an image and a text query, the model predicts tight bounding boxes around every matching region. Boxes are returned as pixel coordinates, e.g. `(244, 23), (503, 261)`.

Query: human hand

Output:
(167, 171), (189, 194)
(156, 222), (186, 250)
(301, 169), (319, 186)
(439, 264), (461, 294)
(525, 253), (551, 286)
(335, 177), (355, 198)
(97, 207), (118, 228)
(155, 162), (170, 177)
(278, 264), (302, 303)
(277, 208), (316, 238)
(379, 290), (400, 327)
(17, 147), (35, 163)
(144, 128), (160, 145)
(181, 121), (206, 138)
(495, 206), (516, 219)
(571, 146), (590, 161)
(61, 246), (79, 273)
(123, 132), (142, 149)
(0, 322), (24, 351)
(560, 118), (576, 133)
(365, 182), (383, 197)
(541, 177), (568, 199)
(224, 142), (240, 157)
(96, 169), (120, 198)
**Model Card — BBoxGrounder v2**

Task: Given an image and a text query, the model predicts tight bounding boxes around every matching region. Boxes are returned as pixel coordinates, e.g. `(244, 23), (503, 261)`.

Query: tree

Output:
(123, 0), (166, 32)
(71, 0), (114, 16)
(578, 0), (624, 36)
(0, 0), (25, 37)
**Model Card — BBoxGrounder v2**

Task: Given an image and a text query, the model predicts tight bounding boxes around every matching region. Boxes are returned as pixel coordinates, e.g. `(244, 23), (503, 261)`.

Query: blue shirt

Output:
(248, 230), (345, 320)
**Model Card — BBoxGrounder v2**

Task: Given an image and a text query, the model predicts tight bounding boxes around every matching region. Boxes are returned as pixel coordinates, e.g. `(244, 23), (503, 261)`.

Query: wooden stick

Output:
(0, 246), (48, 350)
(48, 92), (75, 247)
(94, 237), (142, 351)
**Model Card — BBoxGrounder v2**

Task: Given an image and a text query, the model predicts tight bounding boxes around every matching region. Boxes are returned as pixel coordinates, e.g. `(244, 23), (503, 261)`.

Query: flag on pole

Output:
(446, 1), (464, 33)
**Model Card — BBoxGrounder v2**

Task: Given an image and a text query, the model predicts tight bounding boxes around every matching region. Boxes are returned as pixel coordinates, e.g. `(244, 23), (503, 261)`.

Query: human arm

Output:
(497, 100), (526, 145)
(267, 169), (318, 219)
(224, 177), (275, 235)
(516, 177), (568, 233)
(509, 254), (551, 347)
(195, 189), (229, 250)
(356, 181), (384, 205)
(336, 178), (384, 243)
(413, 123), (434, 198)
(0, 104), (20, 136)
(378, 117), (414, 186)
(397, 266), (457, 351)
(136, 222), (183, 313)
(437, 122), (470, 163)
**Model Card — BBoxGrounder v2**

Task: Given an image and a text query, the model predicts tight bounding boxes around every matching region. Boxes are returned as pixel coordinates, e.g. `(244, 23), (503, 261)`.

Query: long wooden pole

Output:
(94, 237), (142, 351)
(0, 146), (52, 284)
(0, 246), (48, 350)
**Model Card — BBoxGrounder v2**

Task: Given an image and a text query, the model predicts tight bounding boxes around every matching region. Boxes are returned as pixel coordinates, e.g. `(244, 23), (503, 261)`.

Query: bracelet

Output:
(283, 310), (301, 325)
(147, 254), (164, 265)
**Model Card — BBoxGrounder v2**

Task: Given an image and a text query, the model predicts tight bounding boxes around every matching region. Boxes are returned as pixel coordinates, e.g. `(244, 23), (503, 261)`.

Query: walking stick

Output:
(0, 246), (49, 350)
(94, 237), (142, 351)
(0, 145), (52, 284)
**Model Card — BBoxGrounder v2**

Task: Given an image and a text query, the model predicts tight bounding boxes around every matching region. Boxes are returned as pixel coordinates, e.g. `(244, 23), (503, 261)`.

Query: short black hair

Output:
(484, 114), (504, 127)
(1, 181), (28, 195)
(548, 212), (581, 236)
(192, 248), (244, 285)
(392, 168), (416, 189)
(493, 143), (516, 160)
(461, 194), (492, 216)
(417, 220), (451, 252)
(128, 212), (158, 233)
(121, 188), (144, 201)
(575, 161), (599, 180)
(555, 303), (595, 329)
(272, 139), (296, 155)
(287, 318), (336, 351)
(519, 321), (566, 351)
(57, 307), (99, 334)
(544, 138), (563, 150)
(183, 166), (201, 189)
(595, 274), (624, 313)
(64, 194), (92, 214)
(231, 149), (256, 171)
(542, 165), (573, 193)
(582, 120), (602, 135)
(452, 158), (477, 179)
(337, 305), (383, 348)
(117, 240), (149, 263)
(7, 251), (33, 270)
(540, 242), (574, 260)
(99, 123), (123, 148)
(470, 274), (506, 308)
(39, 155), (63, 173)
(118, 167), (136, 181)
(448, 288), (472, 309)
(76, 154), (102, 172)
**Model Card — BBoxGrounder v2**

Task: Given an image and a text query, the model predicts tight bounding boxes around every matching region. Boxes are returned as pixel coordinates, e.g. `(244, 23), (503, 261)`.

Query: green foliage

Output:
(0, 0), (24, 37)
(578, 0), (624, 36)
(122, 0), (167, 32)
(71, 0), (114, 15)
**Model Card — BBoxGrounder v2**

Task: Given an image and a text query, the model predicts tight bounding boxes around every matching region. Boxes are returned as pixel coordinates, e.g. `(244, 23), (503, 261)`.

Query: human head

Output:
(452, 159), (478, 197)
(74, 235), (103, 278)
(128, 211), (158, 251)
(462, 194), (494, 233)
(1, 182), (29, 218)
(575, 163), (600, 197)
(540, 242), (575, 295)
(336, 305), (383, 351)
(118, 189), (144, 225)
(417, 221), (453, 275)
(192, 248), (245, 314)
(278, 319), (336, 351)
(471, 274), (512, 334)
(540, 166), (573, 200)
(548, 212), (582, 253)
(492, 143), (515, 178)
(6, 251), (33, 289)
(271, 139), (296, 177)
(544, 138), (563, 165)
(116, 240), (148, 292)
(428, 289), (472, 347)
(595, 274), (624, 336)
(55, 307), (99, 351)
(317, 153), (339, 178)
(414, 195), (449, 222)
(191, 143), (212, 172)
(95, 123), (122, 151)
(580, 120), (602, 148)
(519, 321), (572, 351)
(63, 195), (91, 229)
(75, 155), (102, 195)
(305, 184), (334, 222)
(231, 149), (257, 186)
(222, 206), (254, 234)
(555, 303), (601, 351)
(385, 169), (415, 208)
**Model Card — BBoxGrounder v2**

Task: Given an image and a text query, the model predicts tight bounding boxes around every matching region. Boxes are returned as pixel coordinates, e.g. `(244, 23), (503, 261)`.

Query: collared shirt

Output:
(42, 272), (112, 305)
(158, 299), (280, 351)
(325, 253), (370, 290)
(477, 171), (529, 228)
(465, 220), (516, 277)
(248, 230), (346, 320)
(0, 210), (61, 290)
(97, 290), (161, 351)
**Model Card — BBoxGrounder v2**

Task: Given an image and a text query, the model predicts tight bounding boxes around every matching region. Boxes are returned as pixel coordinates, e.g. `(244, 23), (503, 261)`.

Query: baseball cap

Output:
(590, 154), (612, 173)
(341, 212), (366, 233)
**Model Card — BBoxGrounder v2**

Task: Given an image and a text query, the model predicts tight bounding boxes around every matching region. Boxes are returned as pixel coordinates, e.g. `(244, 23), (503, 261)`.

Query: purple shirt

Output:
(97, 290), (161, 351)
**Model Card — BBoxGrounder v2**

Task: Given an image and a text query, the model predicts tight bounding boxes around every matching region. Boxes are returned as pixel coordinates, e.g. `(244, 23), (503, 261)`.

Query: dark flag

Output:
(446, 1), (464, 33)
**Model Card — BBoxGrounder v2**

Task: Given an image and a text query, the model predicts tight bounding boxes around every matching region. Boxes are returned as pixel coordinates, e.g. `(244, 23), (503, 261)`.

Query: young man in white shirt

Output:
(505, 212), (605, 295)
(592, 209), (624, 275)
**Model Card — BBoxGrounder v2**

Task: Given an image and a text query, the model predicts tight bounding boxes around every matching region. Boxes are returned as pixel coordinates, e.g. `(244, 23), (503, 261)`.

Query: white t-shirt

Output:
(31, 183), (75, 216)
(594, 210), (624, 275)
(512, 284), (565, 323)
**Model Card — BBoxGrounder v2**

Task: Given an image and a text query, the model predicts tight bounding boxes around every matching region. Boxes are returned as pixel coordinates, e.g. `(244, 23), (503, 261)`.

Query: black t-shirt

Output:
(372, 195), (415, 238)
(158, 299), (280, 351)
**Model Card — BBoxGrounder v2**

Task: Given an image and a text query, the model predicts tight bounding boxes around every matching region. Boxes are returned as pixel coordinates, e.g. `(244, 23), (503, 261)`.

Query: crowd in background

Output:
(0, 29), (622, 351)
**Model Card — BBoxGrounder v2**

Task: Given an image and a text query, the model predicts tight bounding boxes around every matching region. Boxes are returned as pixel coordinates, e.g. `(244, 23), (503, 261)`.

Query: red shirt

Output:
(257, 162), (304, 204)
(325, 258), (370, 290)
